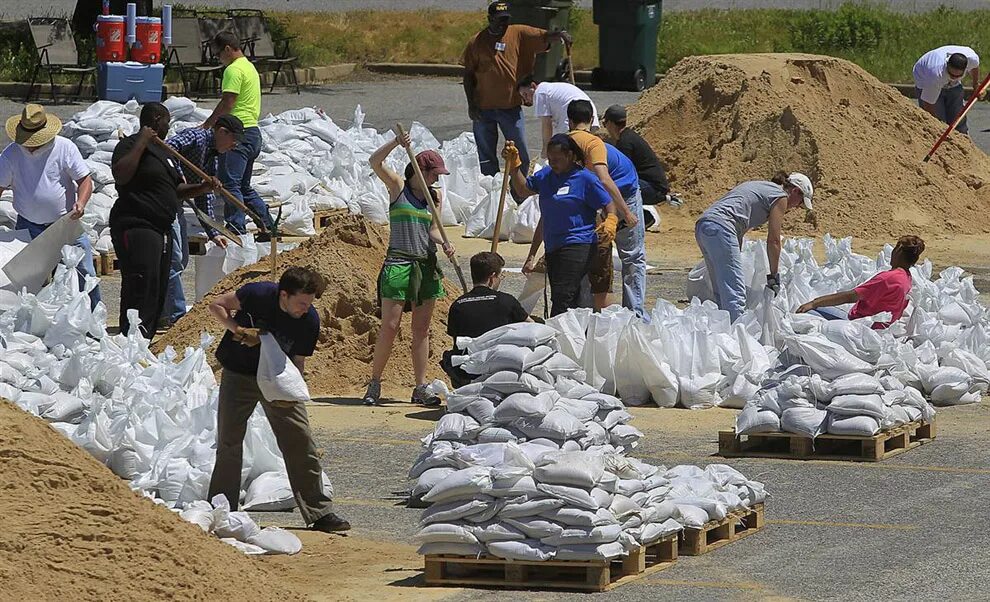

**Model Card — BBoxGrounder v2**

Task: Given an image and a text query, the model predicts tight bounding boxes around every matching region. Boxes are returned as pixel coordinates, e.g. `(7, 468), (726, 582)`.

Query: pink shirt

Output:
(848, 269), (913, 329)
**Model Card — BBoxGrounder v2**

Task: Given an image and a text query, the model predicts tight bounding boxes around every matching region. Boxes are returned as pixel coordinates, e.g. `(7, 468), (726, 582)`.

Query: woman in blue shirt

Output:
(504, 133), (616, 316)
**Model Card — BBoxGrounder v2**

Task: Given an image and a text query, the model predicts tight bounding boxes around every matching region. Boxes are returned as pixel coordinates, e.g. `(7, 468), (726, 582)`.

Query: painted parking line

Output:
(769, 519), (918, 531)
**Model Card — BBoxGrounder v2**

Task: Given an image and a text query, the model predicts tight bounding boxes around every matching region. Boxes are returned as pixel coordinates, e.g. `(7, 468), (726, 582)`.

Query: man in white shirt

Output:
(913, 45), (981, 134)
(517, 74), (598, 157)
(0, 104), (99, 306)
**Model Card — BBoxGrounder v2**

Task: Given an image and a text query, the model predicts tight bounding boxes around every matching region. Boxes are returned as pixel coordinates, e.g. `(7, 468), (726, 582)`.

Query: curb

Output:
(0, 63), (357, 101)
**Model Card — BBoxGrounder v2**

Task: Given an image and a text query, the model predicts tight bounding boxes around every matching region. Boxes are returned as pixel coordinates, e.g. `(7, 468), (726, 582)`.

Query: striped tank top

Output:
(385, 183), (435, 265)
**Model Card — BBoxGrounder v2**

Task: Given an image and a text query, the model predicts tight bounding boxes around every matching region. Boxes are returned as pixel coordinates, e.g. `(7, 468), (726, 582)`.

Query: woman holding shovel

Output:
(506, 133), (617, 317)
(363, 130), (456, 407)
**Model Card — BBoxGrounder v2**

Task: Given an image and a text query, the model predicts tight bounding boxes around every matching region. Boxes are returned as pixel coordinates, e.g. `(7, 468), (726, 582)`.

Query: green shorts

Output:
(379, 263), (445, 303)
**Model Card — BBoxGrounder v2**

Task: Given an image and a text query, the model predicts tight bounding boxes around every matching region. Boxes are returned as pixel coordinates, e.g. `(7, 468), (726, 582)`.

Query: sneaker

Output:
(362, 379), (381, 406)
(412, 384), (441, 407)
(310, 513), (351, 533)
(666, 194), (684, 208)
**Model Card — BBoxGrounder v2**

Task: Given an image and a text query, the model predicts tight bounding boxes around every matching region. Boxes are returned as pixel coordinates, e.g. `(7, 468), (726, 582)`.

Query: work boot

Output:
(412, 384), (441, 407)
(362, 378), (381, 406)
(310, 513), (351, 533)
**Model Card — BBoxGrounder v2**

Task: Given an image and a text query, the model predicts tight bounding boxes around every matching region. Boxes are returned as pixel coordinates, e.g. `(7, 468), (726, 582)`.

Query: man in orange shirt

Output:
(462, 1), (570, 180)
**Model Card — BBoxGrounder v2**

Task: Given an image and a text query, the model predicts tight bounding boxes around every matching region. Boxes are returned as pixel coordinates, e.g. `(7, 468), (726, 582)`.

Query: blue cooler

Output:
(97, 61), (164, 103)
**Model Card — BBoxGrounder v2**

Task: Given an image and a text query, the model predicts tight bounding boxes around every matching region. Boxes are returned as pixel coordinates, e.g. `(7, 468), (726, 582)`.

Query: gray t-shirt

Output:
(699, 180), (786, 242)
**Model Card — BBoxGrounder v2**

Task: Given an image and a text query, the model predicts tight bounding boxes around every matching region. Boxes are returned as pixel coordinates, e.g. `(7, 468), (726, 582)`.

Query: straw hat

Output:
(5, 104), (62, 148)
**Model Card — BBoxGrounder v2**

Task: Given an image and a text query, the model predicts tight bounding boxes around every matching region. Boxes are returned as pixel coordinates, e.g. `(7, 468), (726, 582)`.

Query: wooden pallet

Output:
(679, 503), (765, 556)
(423, 534), (677, 592)
(719, 419), (936, 462)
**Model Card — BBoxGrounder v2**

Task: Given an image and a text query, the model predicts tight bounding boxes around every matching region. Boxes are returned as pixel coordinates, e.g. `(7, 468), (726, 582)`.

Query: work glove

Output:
(232, 326), (261, 347)
(766, 273), (781, 296)
(596, 214), (618, 246)
(501, 142), (521, 171)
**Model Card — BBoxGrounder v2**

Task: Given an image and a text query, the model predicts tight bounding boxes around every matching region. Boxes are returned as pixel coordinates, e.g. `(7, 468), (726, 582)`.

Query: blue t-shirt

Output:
(215, 282), (320, 376)
(605, 142), (639, 198)
(526, 166), (611, 253)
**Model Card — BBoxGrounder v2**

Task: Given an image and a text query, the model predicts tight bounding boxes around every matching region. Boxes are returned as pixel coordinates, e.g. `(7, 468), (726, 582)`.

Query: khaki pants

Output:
(208, 369), (333, 525)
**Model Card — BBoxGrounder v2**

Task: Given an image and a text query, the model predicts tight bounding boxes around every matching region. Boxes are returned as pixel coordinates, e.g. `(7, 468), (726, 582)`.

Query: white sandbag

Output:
(471, 521), (527, 543)
(828, 394), (886, 420)
(256, 333), (310, 403)
(780, 407), (828, 438)
(420, 497), (495, 525)
(413, 523), (481, 545)
(540, 507), (617, 528)
(453, 344), (529, 375)
(541, 524), (622, 546)
(247, 527), (303, 555)
(487, 539), (555, 561)
(433, 413), (483, 441)
(498, 497), (564, 518)
(411, 467), (456, 498)
(493, 392), (555, 422)
(417, 542), (485, 557)
(827, 414), (880, 436)
(502, 518), (565, 540)
(614, 320), (678, 407)
(408, 441), (459, 478)
(533, 451), (605, 488)
(554, 541), (626, 561)
(458, 322), (558, 354)
(490, 474), (540, 498)
(609, 424), (643, 448)
(675, 504), (709, 528)
(476, 427), (518, 443)
(482, 371), (552, 396)
(784, 335), (873, 379)
(513, 409), (586, 441)
(736, 404), (781, 434)
(552, 396), (600, 423)
(536, 483), (599, 510)
(242, 471), (295, 511)
(422, 466), (494, 504)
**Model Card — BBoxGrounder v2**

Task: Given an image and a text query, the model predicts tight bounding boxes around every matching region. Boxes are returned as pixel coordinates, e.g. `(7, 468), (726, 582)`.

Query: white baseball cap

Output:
(787, 172), (814, 210)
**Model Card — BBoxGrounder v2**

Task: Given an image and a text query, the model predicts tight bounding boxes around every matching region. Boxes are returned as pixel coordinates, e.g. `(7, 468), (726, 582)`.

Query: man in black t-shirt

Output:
(208, 266), (350, 533)
(602, 105), (681, 215)
(441, 252), (530, 387)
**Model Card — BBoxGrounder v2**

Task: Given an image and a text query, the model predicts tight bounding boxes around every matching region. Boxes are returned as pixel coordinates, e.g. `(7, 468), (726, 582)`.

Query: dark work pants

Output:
(111, 226), (172, 339)
(546, 243), (594, 317)
(208, 370), (334, 525)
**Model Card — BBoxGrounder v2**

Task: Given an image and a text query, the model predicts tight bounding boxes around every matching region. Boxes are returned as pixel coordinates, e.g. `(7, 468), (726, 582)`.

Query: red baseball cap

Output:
(416, 149), (450, 175)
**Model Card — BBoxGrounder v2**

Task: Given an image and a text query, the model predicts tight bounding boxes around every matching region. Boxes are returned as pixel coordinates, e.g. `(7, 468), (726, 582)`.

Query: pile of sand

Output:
(630, 53), (990, 240)
(0, 400), (299, 601)
(156, 214), (456, 397)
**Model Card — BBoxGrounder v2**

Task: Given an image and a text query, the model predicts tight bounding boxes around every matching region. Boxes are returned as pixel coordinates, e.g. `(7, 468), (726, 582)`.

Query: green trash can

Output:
(592, 0), (662, 91)
(509, 0), (573, 82)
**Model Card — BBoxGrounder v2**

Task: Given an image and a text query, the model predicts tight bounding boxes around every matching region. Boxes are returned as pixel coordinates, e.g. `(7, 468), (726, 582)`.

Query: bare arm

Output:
(523, 217), (544, 274)
(541, 116), (553, 157)
(592, 164), (632, 222)
(797, 289), (859, 313)
(292, 356), (306, 373)
(369, 136), (405, 201)
(208, 291), (242, 333)
(203, 92), (238, 129)
(971, 66), (981, 94)
(69, 175), (94, 219)
(177, 181), (214, 200)
(509, 165), (535, 199)
(766, 199), (786, 275)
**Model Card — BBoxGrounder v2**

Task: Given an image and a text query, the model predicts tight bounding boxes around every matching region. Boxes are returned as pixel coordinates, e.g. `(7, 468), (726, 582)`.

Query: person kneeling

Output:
(796, 235), (925, 330)
(441, 251), (530, 388)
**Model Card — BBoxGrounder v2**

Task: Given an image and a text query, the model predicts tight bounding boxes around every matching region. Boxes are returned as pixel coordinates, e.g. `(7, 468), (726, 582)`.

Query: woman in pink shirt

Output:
(796, 236), (925, 329)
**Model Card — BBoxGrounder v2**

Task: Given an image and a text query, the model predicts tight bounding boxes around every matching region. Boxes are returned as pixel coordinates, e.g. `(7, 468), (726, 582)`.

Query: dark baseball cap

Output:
(603, 105), (627, 124)
(488, 1), (511, 18)
(214, 114), (244, 141)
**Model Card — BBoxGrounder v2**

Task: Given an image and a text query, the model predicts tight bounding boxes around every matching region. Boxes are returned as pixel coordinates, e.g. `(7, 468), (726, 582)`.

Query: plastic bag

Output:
(256, 333), (311, 403)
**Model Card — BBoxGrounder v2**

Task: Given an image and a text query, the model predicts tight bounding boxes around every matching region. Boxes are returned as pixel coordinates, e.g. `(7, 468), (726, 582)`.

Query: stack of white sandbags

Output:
(412, 439), (766, 561)
(423, 322), (643, 457)
(0, 245), (324, 553)
(16, 98), (541, 251)
(547, 235), (987, 413)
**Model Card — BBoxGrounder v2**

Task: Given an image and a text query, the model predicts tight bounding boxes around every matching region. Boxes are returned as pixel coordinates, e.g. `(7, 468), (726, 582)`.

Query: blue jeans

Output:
(163, 214), (189, 324)
(615, 187), (648, 321)
(695, 218), (745, 322)
(15, 215), (101, 309)
(917, 84), (967, 133)
(473, 108), (530, 179)
(217, 126), (274, 234)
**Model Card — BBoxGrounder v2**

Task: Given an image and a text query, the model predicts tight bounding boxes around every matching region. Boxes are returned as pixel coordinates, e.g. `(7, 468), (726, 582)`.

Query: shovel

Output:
(395, 123), (469, 294)
(923, 71), (990, 162)
(491, 140), (515, 254)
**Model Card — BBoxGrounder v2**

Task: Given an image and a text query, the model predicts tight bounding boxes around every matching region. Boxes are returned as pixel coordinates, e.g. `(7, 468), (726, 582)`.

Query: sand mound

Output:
(0, 400), (299, 601)
(155, 214), (455, 397)
(630, 53), (990, 239)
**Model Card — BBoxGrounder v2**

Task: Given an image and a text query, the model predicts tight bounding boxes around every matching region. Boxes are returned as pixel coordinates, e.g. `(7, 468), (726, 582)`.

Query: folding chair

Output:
(227, 9), (300, 94)
(162, 12), (223, 97)
(25, 17), (96, 103)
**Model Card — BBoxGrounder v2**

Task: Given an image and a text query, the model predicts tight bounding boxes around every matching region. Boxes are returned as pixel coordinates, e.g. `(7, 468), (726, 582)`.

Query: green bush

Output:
(790, 3), (892, 52)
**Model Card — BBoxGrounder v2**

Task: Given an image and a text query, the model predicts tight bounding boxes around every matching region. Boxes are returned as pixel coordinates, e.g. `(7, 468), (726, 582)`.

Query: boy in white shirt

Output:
(913, 45), (980, 133)
(517, 75), (598, 158)
(0, 104), (99, 306)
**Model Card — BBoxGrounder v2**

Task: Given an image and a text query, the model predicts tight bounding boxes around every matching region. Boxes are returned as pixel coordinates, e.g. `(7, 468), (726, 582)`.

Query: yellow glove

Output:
(501, 142), (521, 171)
(596, 214), (618, 246)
